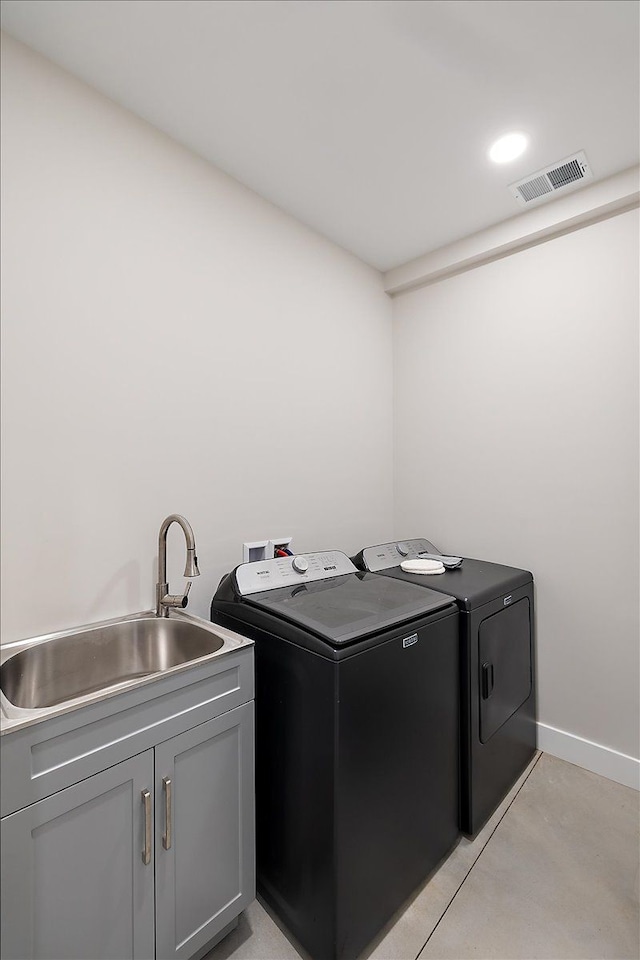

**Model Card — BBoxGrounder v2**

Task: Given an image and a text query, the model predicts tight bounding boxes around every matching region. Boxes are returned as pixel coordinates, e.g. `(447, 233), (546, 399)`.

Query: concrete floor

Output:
(206, 753), (640, 960)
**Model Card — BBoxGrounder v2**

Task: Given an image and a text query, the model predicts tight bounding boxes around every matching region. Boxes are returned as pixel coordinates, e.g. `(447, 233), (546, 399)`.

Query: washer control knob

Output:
(292, 555), (309, 574)
(396, 542), (410, 557)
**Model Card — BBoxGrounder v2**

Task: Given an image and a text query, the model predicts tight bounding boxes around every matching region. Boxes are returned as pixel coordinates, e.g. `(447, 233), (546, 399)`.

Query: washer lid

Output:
(243, 571), (455, 645)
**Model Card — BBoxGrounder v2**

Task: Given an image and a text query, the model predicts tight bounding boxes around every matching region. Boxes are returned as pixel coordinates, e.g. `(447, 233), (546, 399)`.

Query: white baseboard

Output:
(537, 722), (640, 790)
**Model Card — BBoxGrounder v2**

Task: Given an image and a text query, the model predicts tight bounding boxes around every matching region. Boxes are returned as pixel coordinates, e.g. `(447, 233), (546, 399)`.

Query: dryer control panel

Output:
(236, 551), (357, 595)
(361, 539), (440, 572)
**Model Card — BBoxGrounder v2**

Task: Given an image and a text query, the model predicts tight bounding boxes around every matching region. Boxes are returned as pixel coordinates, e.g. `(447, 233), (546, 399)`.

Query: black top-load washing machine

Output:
(211, 550), (460, 960)
(353, 538), (536, 837)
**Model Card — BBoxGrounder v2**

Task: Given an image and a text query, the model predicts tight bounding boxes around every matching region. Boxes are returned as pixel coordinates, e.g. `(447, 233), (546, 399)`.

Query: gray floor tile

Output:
(418, 754), (640, 960)
(202, 898), (304, 960)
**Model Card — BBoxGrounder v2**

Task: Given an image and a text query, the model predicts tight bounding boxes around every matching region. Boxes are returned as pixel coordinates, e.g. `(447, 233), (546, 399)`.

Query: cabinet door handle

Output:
(141, 789), (152, 865)
(162, 777), (172, 850)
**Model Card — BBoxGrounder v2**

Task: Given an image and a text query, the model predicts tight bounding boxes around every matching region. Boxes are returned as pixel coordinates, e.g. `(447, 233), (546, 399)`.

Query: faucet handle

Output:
(174, 580), (193, 609)
(161, 580), (193, 611)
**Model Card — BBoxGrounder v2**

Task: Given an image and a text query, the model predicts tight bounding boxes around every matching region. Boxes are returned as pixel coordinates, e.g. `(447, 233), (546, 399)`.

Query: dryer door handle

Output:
(481, 662), (495, 700)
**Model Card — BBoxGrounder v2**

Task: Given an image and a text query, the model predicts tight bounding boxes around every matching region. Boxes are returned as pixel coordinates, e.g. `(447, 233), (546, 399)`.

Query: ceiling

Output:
(1, 0), (638, 271)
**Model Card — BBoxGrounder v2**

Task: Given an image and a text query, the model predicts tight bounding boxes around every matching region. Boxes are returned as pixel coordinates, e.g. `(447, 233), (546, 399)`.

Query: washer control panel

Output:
(361, 539), (440, 572)
(236, 550), (357, 595)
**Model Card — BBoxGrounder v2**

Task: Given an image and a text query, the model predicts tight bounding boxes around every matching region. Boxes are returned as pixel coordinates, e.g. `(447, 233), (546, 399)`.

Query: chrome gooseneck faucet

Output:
(156, 514), (200, 617)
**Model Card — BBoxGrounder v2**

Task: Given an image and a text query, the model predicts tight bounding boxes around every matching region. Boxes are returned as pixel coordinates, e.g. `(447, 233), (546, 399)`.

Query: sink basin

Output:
(1, 617), (225, 710)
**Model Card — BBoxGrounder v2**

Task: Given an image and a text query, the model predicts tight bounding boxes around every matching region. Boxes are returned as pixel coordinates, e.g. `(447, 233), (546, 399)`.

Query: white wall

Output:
(0, 33), (394, 642)
(393, 208), (639, 771)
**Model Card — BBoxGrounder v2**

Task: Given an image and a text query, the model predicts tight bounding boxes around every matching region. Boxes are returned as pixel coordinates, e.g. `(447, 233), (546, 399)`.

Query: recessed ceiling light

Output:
(489, 132), (528, 164)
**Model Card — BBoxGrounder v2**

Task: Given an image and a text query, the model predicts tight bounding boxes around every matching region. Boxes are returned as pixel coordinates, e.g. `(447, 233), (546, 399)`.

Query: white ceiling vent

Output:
(509, 151), (592, 206)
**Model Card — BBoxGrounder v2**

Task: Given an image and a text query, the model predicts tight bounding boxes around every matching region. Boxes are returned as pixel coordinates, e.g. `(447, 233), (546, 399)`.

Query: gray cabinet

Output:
(1, 646), (255, 960)
(155, 703), (254, 960)
(1, 751), (156, 960)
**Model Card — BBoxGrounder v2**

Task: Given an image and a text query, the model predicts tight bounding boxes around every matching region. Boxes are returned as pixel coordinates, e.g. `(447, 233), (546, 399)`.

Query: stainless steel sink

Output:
(1, 616), (225, 710)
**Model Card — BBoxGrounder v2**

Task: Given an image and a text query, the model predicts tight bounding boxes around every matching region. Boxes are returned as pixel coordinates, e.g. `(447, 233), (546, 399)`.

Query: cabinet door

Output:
(0, 751), (155, 960)
(155, 702), (255, 960)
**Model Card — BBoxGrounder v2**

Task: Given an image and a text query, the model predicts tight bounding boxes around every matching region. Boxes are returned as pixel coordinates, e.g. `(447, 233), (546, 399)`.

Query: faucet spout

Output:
(156, 514), (200, 617)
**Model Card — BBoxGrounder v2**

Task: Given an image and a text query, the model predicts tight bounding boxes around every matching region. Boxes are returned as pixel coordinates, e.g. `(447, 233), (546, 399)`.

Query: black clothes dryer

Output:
(211, 550), (460, 960)
(353, 538), (536, 837)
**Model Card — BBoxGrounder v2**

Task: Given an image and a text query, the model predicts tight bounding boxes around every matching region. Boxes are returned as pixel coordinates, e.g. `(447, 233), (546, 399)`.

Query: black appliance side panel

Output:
(334, 611), (460, 959)
(462, 583), (537, 836)
(253, 634), (338, 959)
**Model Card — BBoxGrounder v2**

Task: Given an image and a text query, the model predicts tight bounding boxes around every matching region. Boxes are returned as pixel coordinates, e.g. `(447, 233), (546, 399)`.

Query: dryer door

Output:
(478, 598), (532, 743)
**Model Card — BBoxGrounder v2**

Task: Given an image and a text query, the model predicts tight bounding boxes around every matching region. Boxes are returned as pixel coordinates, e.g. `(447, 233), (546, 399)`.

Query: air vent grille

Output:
(547, 158), (585, 189)
(517, 175), (553, 203)
(510, 151), (592, 206)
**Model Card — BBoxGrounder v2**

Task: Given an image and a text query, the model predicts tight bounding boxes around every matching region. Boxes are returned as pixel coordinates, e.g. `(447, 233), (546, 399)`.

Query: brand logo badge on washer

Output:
(503, 595), (512, 606)
(402, 633), (419, 648)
